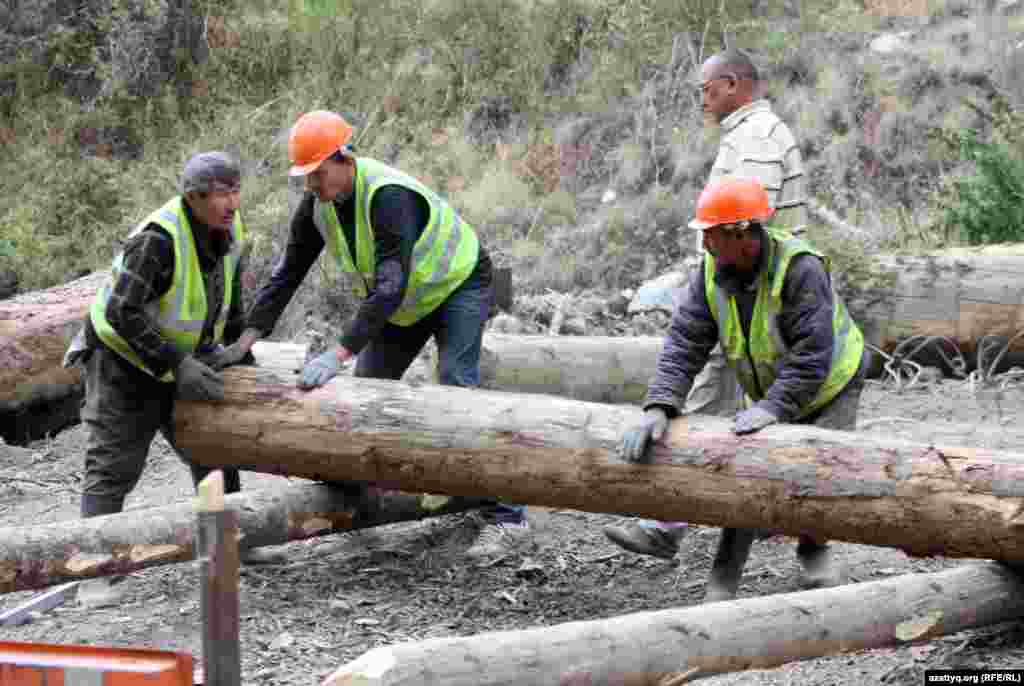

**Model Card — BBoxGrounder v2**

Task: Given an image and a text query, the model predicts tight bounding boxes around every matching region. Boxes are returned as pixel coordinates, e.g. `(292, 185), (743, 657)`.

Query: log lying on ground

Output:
(0, 272), (104, 443)
(323, 562), (1024, 686)
(175, 366), (1024, 563)
(263, 335), (659, 404)
(0, 483), (487, 593)
(854, 243), (1024, 371)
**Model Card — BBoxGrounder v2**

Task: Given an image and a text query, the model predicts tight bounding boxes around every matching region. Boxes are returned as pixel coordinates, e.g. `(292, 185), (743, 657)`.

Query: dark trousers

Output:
(79, 346), (240, 518)
(354, 275), (491, 386)
(353, 277), (525, 524)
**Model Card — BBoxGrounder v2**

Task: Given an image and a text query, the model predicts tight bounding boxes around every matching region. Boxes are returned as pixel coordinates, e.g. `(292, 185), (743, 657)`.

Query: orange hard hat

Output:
(688, 176), (774, 230)
(288, 110), (354, 176)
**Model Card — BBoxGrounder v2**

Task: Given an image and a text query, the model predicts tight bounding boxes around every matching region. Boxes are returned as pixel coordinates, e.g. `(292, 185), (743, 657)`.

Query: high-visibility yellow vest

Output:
(703, 227), (864, 418)
(90, 196), (246, 381)
(312, 158), (479, 326)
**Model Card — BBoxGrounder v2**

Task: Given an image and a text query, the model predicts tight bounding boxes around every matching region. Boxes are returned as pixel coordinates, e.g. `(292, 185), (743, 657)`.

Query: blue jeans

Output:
(354, 276), (525, 525)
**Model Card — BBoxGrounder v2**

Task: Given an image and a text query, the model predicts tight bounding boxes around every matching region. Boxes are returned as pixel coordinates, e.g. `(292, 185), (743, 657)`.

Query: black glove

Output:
(733, 405), (778, 435)
(198, 342), (253, 371)
(176, 355), (225, 402)
(618, 407), (670, 463)
(62, 329), (92, 368)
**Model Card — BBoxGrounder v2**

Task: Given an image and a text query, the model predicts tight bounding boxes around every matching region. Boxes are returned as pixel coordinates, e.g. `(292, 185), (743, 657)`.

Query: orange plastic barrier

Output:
(0, 641), (193, 685)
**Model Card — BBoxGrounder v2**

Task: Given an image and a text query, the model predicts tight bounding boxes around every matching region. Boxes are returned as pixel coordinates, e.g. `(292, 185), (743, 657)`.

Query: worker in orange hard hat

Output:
(617, 176), (869, 603)
(227, 110), (531, 559)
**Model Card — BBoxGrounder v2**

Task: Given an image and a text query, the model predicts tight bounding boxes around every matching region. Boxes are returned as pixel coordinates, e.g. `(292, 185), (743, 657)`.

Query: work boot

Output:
(603, 521), (687, 560)
(77, 576), (131, 609)
(703, 528), (756, 603)
(796, 539), (845, 590)
(240, 546), (287, 566)
(466, 521), (532, 559)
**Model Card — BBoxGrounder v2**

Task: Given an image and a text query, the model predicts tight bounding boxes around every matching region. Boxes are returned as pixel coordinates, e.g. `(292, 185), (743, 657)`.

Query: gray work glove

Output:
(62, 329), (92, 368)
(298, 350), (342, 390)
(733, 405), (778, 435)
(176, 355), (225, 402)
(198, 342), (251, 371)
(618, 407), (670, 463)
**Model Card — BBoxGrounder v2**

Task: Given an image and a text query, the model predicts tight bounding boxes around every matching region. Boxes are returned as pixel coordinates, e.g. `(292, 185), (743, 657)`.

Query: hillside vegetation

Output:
(1, 0), (1022, 337)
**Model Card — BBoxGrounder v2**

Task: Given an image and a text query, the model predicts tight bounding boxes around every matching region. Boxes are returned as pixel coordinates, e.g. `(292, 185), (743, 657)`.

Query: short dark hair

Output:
(713, 49), (759, 82)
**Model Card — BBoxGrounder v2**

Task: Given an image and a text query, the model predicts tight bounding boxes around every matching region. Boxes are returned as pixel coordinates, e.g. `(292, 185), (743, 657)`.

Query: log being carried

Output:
(166, 362), (1024, 565)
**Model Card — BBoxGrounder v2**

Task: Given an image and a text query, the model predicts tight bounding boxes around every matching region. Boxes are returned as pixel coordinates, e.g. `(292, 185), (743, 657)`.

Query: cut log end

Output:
(322, 648), (397, 686)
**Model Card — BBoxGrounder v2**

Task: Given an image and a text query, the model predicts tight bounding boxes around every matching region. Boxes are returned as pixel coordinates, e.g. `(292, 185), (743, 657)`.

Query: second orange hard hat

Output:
(288, 110), (354, 176)
(688, 176), (774, 230)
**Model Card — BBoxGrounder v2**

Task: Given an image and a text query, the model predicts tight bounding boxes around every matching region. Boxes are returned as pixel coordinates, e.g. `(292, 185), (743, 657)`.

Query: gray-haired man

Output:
(67, 152), (277, 605)
(604, 48), (809, 559)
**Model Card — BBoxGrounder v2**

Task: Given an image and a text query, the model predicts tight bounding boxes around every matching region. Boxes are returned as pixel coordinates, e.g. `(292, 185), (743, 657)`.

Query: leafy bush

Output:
(940, 130), (1024, 244)
(936, 93), (1024, 244)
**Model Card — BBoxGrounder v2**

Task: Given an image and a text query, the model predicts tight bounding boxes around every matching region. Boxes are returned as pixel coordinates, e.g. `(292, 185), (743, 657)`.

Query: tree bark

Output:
(172, 365), (1024, 564)
(0, 482), (487, 593)
(322, 562), (1024, 686)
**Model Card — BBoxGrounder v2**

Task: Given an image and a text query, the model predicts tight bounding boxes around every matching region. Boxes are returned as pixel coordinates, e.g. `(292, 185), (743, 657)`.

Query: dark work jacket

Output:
(643, 231), (837, 422)
(247, 179), (492, 354)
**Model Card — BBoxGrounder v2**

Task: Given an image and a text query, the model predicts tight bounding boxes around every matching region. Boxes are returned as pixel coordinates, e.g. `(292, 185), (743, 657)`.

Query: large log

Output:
(854, 243), (1024, 371)
(322, 562), (1024, 686)
(174, 365), (1024, 563)
(0, 482), (487, 593)
(0, 272), (103, 443)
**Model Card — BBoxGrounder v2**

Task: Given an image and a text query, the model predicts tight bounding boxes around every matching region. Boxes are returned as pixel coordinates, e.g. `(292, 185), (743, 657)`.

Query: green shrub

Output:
(940, 130), (1024, 244)
(935, 92), (1024, 245)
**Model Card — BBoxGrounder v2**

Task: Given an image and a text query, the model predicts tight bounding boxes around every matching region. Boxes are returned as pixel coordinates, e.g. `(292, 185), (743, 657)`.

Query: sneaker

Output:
(603, 522), (686, 560)
(77, 576), (129, 608)
(240, 547), (287, 566)
(796, 543), (846, 590)
(702, 580), (738, 603)
(466, 521), (531, 559)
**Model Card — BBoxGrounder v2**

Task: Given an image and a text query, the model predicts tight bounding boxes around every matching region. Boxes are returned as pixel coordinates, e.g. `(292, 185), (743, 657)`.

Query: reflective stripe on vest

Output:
(90, 196), (246, 381)
(703, 227), (864, 418)
(312, 157), (479, 326)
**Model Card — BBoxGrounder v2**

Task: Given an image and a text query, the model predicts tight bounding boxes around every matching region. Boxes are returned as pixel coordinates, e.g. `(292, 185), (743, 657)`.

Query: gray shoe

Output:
(703, 527), (756, 603)
(796, 542), (845, 590)
(603, 522), (686, 560)
(702, 582), (738, 603)
(240, 547), (288, 566)
(77, 576), (130, 608)
(466, 521), (532, 559)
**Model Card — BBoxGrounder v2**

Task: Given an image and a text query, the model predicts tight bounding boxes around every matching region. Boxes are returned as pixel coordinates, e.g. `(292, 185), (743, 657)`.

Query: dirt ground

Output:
(3, 374), (1024, 685)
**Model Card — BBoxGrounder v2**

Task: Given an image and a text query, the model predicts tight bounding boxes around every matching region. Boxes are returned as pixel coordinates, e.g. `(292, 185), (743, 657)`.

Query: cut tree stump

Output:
(322, 562), (1024, 686)
(172, 365), (1024, 564)
(0, 483), (487, 593)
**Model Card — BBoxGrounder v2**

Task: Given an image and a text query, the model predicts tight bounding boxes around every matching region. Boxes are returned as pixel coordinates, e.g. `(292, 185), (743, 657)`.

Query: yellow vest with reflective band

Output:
(90, 196), (247, 381)
(312, 158), (479, 326)
(703, 227), (864, 418)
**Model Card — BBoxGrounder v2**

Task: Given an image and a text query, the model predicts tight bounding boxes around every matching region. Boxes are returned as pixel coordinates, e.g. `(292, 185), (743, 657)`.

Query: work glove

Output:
(175, 355), (225, 402)
(197, 342), (252, 371)
(733, 405), (778, 435)
(298, 349), (342, 390)
(618, 407), (670, 463)
(61, 329), (92, 368)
